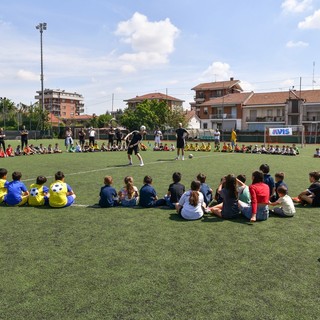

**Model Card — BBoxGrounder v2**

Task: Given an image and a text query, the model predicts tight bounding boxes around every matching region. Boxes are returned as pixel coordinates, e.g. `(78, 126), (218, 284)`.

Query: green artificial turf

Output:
(0, 140), (319, 319)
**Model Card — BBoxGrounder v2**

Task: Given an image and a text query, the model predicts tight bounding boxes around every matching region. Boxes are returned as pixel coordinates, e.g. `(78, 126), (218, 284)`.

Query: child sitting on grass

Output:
(49, 171), (76, 208)
(270, 172), (288, 202)
(293, 171), (320, 207)
(139, 175), (162, 208)
(99, 176), (119, 208)
(118, 176), (139, 207)
(175, 180), (206, 220)
(163, 172), (185, 209)
(269, 186), (295, 217)
(0, 168), (8, 204)
(197, 173), (213, 206)
(207, 174), (241, 219)
(4, 171), (29, 206)
(28, 175), (49, 206)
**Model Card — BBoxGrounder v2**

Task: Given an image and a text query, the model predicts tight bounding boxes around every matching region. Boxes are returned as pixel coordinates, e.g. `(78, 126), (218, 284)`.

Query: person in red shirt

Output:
(6, 144), (14, 157)
(238, 170), (270, 222)
(0, 147), (6, 158)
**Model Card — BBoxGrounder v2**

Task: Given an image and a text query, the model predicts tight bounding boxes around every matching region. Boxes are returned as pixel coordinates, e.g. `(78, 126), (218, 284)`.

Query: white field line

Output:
(22, 152), (308, 183)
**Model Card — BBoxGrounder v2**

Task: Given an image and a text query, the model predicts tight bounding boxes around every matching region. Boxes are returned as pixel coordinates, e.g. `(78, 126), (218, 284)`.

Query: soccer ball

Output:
(30, 188), (39, 197)
(188, 154), (194, 159)
(140, 125), (146, 131)
(51, 183), (63, 193)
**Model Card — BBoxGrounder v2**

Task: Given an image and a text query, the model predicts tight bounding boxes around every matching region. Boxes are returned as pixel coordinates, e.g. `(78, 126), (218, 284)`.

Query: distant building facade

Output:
(124, 92), (184, 111)
(191, 78), (320, 132)
(35, 89), (85, 119)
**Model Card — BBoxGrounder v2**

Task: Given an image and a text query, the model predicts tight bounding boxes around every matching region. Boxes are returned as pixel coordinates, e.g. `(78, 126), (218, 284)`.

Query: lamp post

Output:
(36, 22), (47, 115)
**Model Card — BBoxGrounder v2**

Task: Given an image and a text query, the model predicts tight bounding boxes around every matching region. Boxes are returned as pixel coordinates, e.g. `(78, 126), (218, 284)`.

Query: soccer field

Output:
(0, 140), (319, 320)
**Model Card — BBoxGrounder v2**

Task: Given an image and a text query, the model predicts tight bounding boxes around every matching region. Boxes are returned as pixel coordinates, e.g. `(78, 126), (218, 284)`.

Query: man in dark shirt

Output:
(124, 125), (146, 166)
(175, 123), (188, 160)
(20, 125), (29, 150)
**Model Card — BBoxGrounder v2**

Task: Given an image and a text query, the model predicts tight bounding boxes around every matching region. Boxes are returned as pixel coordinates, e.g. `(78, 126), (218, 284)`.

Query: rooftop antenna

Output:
(312, 61), (316, 90)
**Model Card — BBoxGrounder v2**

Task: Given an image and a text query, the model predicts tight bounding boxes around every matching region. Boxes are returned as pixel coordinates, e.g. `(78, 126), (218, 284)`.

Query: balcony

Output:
(76, 107), (85, 114)
(302, 115), (320, 122)
(210, 114), (236, 120)
(246, 116), (284, 122)
(194, 96), (205, 103)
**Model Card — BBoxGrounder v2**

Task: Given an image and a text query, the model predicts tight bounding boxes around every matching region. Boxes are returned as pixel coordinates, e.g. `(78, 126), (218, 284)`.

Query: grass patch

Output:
(0, 140), (319, 319)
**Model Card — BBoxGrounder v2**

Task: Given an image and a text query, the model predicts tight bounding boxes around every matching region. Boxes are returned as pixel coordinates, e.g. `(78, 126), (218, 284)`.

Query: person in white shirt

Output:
(214, 129), (220, 147)
(154, 127), (163, 148)
(175, 180), (206, 220)
(269, 185), (295, 217)
(88, 127), (96, 146)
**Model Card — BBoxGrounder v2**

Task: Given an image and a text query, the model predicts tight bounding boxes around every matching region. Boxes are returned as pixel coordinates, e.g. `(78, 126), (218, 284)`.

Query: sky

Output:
(1, 0), (320, 115)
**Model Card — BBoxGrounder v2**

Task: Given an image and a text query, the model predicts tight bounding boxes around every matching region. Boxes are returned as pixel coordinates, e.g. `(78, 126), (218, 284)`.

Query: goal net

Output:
(264, 125), (305, 148)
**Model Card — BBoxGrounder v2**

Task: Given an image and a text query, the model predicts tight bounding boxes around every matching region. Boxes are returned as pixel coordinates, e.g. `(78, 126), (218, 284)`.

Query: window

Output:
(204, 107), (208, 114)
(203, 123), (208, 129)
(267, 109), (273, 117)
(62, 112), (66, 116)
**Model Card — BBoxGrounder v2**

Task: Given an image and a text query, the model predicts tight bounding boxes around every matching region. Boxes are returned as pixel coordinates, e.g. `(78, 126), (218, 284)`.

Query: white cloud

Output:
(281, 0), (312, 13)
(286, 40), (309, 47)
(240, 80), (255, 92)
(200, 61), (232, 81)
(280, 79), (295, 88)
(298, 9), (320, 28)
(115, 12), (180, 67)
(17, 69), (39, 81)
(121, 64), (136, 73)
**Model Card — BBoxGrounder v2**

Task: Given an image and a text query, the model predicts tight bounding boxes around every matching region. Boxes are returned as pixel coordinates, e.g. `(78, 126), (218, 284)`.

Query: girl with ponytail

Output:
(118, 176), (139, 207)
(175, 180), (206, 220)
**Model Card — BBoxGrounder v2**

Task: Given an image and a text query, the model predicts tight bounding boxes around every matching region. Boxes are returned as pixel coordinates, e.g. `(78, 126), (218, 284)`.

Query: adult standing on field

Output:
(88, 127), (96, 146)
(78, 128), (86, 149)
(65, 127), (73, 151)
(175, 123), (188, 160)
(231, 128), (237, 150)
(154, 127), (163, 148)
(0, 128), (6, 150)
(124, 125), (146, 167)
(108, 127), (115, 149)
(20, 125), (29, 150)
(115, 128), (122, 146)
(214, 128), (220, 147)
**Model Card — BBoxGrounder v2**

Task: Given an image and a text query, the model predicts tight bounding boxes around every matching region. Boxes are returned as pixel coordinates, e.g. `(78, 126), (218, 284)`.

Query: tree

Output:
(0, 98), (17, 129)
(121, 100), (183, 131)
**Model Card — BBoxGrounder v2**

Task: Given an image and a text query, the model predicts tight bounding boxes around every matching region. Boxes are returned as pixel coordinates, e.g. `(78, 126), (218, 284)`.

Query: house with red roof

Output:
(191, 78), (320, 133)
(124, 92), (184, 111)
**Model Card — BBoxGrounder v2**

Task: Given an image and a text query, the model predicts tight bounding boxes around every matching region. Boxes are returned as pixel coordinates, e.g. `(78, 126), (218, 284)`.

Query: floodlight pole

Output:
(36, 22), (47, 113)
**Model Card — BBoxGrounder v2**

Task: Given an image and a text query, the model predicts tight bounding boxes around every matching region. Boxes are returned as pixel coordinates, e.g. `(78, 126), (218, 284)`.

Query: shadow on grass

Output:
(202, 214), (257, 225)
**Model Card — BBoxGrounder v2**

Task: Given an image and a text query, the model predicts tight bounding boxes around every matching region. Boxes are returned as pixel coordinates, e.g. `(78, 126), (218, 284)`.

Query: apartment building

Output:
(191, 79), (320, 132)
(35, 89), (85, 119)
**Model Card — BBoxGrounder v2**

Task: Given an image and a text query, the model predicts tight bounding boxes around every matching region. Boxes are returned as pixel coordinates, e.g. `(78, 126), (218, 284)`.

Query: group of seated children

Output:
(153, 143), (175, 151)
(77, 141), (128, 152)
(0, 143), (65, 157)
(1, 166), (319, 221)
(220, 143), (299, 155)
(0, 168), (76, 208)
(185, 142), (211, 152)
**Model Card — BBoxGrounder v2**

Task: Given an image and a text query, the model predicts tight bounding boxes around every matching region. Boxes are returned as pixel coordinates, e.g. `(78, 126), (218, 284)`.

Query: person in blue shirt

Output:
(270, 172), (288, 202)
(99, 176), (119, 208)
(196, 173), (213, 206)
(139, 175), (162, 208)
(4, 171), (29, 206)
(259, 163), (275, 200)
